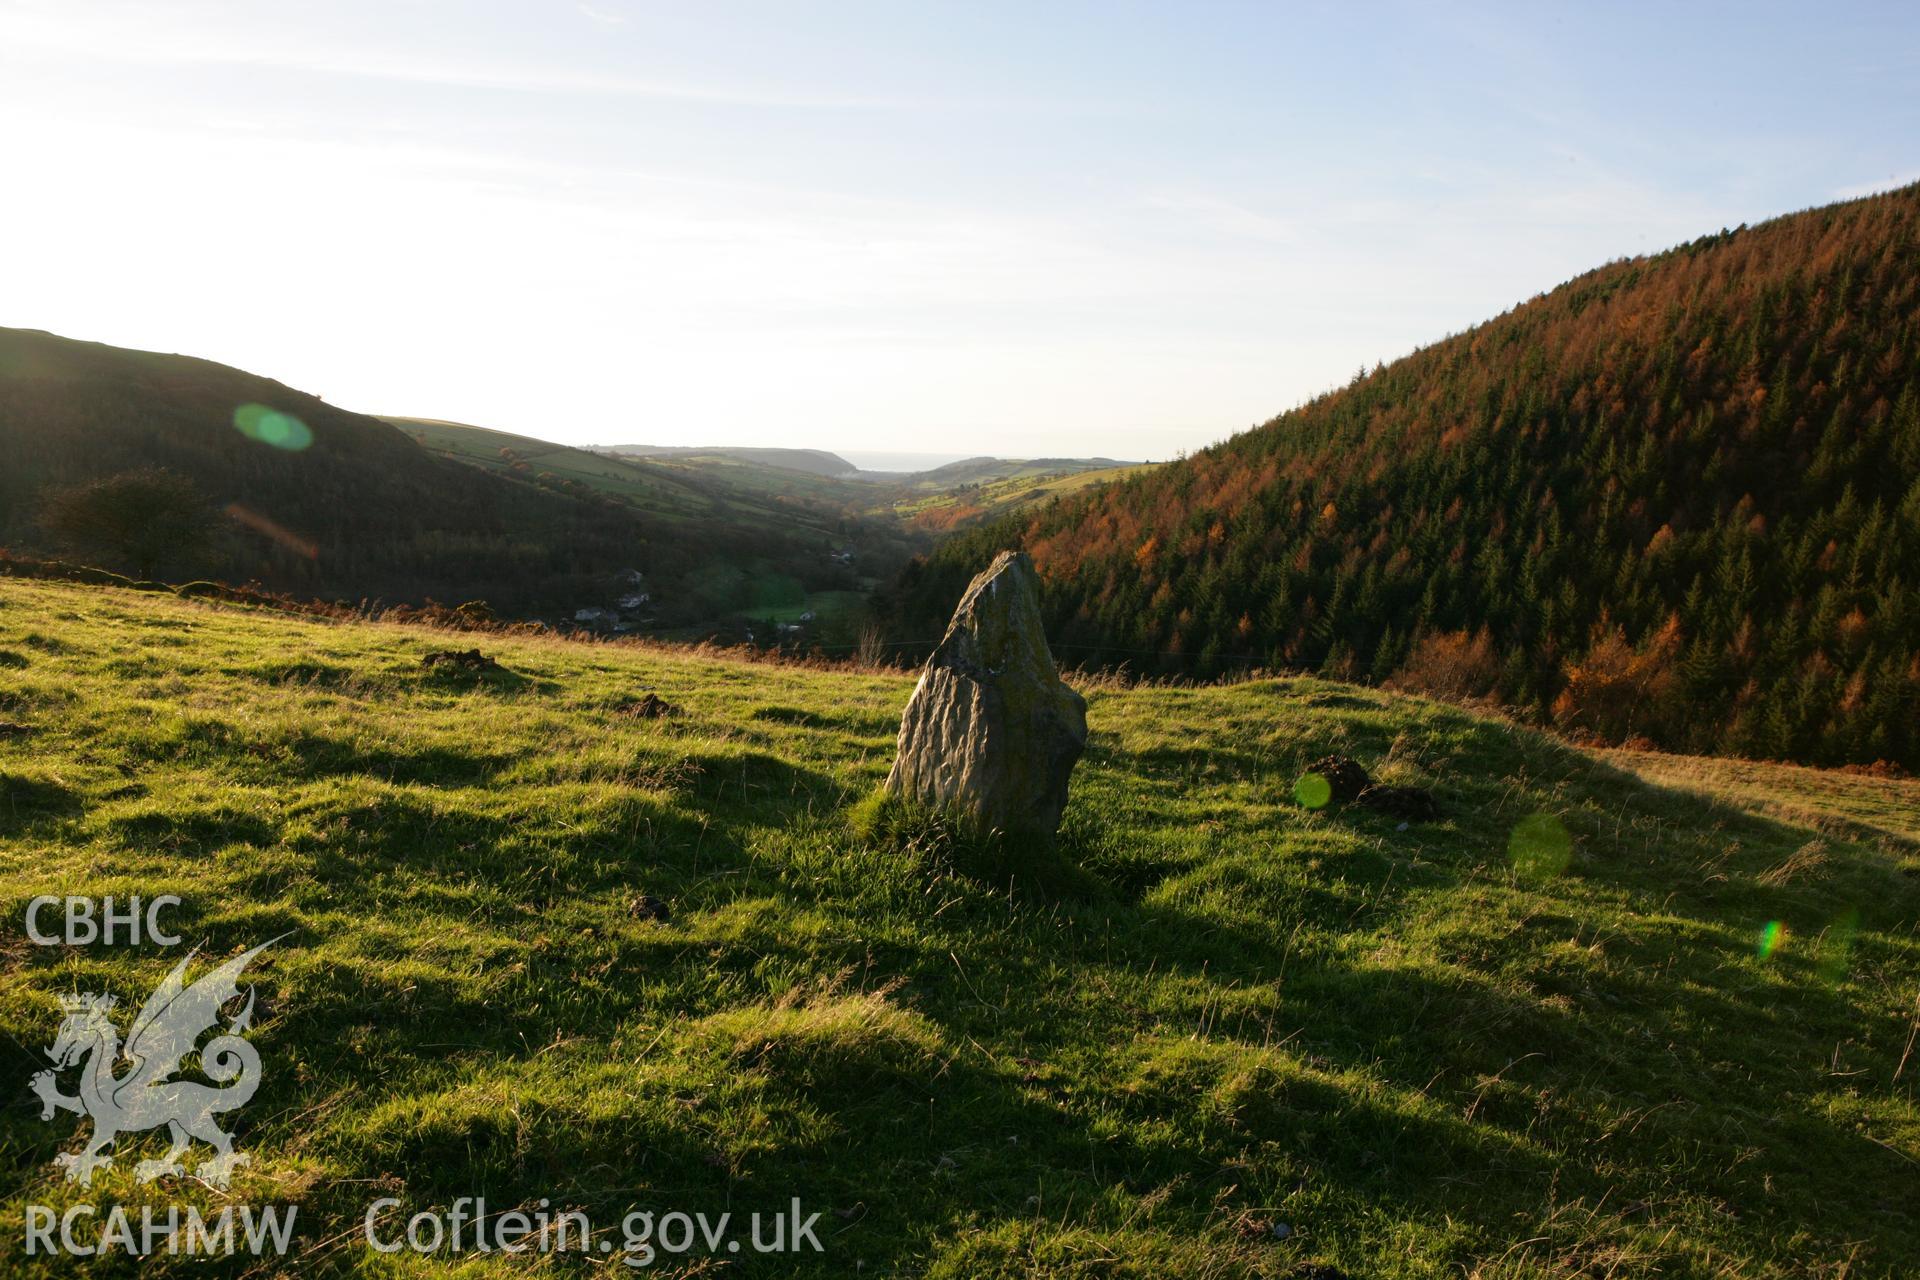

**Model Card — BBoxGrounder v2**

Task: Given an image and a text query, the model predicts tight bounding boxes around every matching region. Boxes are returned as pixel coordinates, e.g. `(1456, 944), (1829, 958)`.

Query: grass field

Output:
(743, 589), (868, 624)
(1, 577), (1916, 1276)
(888, 463), (1157, 528)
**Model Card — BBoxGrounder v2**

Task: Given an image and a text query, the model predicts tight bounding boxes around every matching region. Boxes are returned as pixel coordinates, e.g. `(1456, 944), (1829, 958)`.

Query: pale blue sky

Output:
(2, 1), (1914, 459)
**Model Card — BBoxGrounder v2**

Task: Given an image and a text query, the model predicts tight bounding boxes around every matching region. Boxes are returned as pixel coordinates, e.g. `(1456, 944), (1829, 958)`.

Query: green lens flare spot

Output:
(1294, 772), (1332, 810)
(1508, 812), (1571, 883)
(1756, 920), (1786, 960)
(233, 403), (313, 451)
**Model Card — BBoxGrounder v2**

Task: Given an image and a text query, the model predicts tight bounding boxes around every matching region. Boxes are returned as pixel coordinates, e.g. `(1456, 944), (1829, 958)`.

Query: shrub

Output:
(1389, 627), (1503, 703)
(1552, 616), (1683, 743)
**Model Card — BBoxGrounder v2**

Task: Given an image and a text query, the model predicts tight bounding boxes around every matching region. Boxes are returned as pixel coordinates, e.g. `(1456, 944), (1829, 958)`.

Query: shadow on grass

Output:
(419, 663), (560, 696)
(748, 704), (839, 730)
(1130, 741), (1274, 781)
(236, 659), (369, 688)
(832, 705), (1920, 1266)
(848, 790), (1111, 902)
(271, 730), (515, 787)
(0, 771), (84, 835)
(106, 804), (278, 854)
(682, 747), (849, 827)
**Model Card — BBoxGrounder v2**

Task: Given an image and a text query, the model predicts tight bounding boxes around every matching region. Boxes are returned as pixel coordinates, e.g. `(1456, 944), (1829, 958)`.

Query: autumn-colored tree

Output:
(1552, 617), (1683, 743)
(1390, 628), (1503, 703)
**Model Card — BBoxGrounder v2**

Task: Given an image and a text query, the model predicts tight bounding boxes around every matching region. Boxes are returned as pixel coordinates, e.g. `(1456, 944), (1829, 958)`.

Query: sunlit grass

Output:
(0, 576), (1915, 1277)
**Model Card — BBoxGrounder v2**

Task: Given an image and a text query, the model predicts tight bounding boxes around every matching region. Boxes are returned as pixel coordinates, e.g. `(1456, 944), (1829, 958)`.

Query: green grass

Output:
(889, 463), (1159, 527)
(627, 449), (881, 507)
(1, 577), (1916, 1276)
(750, 590), (870, 626)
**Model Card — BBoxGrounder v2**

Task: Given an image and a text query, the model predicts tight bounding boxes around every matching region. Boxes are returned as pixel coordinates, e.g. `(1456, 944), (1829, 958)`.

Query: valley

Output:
(5, 7), (1915, 1276)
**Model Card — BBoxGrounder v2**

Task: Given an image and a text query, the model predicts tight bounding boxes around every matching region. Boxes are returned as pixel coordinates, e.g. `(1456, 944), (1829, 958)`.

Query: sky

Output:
(2, 2), (1916, 461)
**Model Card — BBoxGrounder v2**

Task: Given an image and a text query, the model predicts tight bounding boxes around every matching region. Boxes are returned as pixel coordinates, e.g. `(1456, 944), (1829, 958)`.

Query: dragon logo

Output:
(29, 939), (279, 1189)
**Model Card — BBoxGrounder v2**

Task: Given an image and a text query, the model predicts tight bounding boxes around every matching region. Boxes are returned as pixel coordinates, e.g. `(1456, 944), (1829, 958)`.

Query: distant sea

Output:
(839, 450), (978, 474)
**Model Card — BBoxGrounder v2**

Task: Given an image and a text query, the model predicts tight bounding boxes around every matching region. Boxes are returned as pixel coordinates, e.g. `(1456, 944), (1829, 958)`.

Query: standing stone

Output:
(885, 551), (1088, 836)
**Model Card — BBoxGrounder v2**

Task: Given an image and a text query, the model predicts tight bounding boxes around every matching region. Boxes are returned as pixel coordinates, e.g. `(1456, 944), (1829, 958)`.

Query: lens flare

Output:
(1294, 772), (1332, 810)
(224, 502), (319, 561)
(1508, 812), (1571, 882)
(1756, 920), (1786, 960)
(233, 403), (313, 451)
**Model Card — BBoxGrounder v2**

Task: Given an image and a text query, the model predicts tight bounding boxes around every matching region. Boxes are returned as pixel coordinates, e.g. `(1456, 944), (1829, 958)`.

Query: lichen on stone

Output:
(885, 551), (1087, 836)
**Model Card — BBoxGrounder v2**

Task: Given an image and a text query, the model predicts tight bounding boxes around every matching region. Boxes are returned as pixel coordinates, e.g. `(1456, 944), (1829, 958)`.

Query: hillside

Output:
(383, 416), (770, 520)
(591, 440), (1147, 528)
(897, 456), (1133, 486)
(2, 575), (1916, 1276)
(601, 442), (861, 478)
(886, 458), (1155, 532)
(596, 442), (884, 508)
(0, 328), (902, 629)
(415, 417), (1146, 537)
(386, 415), (922, 624)
(892, 184), (1920, 769)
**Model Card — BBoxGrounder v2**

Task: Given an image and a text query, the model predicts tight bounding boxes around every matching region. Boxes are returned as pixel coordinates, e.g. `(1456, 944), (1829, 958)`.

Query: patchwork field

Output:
(887, 462), (1156, 531)
(0, 576), (1915, 1276)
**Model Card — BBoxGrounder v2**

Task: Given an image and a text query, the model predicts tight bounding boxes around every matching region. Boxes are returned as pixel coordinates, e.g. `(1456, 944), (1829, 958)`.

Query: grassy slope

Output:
(1598, 750), (1920, 857)
(386, 416), (848, 533)
(892, 463), (1159, 529)
(1, 577), (1916, 1278)
(385, 417), (916, 636)
(401, 416), (1149, 529)
(397, 418), (876, 512)
(0, 330), (663, 611)
(0, 329), (895, 626)
(387, 416), (719, 517)
(601, 445), (860, 479)
(635, 450), (877, 508)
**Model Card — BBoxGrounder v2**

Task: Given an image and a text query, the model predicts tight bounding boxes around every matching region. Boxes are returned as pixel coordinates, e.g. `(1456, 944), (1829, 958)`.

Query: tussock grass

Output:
(0, 578), (1915, 1276)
